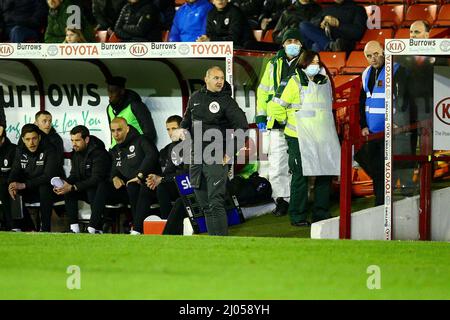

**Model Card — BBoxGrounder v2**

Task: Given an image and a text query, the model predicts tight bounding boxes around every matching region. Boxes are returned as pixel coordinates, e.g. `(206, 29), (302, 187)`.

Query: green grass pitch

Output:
(0, 232), (449, 300)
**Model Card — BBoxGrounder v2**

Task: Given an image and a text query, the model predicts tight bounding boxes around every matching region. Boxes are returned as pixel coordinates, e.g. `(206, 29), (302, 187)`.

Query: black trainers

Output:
(291, 220), (311, 227)
(272, 198), (289, 217)
(328, 38), (346, 52)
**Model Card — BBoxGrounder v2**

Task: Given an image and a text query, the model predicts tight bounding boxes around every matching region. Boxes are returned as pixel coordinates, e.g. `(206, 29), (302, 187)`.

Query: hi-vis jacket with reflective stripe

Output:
(267, 70), (328, 138)
(256, 49), (298, 124)
(362, 62), (400, 133)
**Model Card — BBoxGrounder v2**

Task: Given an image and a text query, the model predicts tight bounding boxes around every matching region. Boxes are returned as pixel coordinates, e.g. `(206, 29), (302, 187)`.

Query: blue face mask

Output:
(304, 64), (321, 77)
(285, 44), (301, 57)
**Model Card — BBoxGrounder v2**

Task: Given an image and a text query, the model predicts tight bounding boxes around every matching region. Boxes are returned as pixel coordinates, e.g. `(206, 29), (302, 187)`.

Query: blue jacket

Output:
(169, 0), (212, 42)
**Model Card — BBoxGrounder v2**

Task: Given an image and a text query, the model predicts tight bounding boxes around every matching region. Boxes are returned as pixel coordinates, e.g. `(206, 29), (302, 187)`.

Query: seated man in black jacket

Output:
(8, 124), (59, 232)
(34, 111), (64, 171)
(113, 0), (162, 42)
(299, 0), (366, 52)
(0, 0), (48, 42)
(197, 0), (253, 49)
(109, 117), (161, 235)
(146, 115), (187, 219)
(0, 130), (16, 231)
(54, 126), (111, 234)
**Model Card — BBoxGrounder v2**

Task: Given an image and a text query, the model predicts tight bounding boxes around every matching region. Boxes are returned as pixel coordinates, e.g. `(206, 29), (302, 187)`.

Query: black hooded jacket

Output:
(114, 0), (162, 41)
(107, 89), (157, 143)
(0, 137), (16, 185)
(311, 0), (367, 42)
(67, 135), (111, 192)
(206, 3), (254, 48)
(8, 138), (59, 190)
(110, 126), (161, 181)
(92, 0), (127, 30)
(0, 0), (47, 30)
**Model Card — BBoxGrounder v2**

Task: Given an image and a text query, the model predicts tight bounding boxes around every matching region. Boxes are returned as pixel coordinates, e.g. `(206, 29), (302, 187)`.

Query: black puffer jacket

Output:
(66, 135), (111, 192)
(0, 137), (16, 185)
(114, 0), (162, 41)
(206, 3), (254, 48)
(8, 139), (59, 189)
(110, 126), (161, 180)
(272, 1), (322, 44)
(92, 0), (127, 30)
(311, 0), (367, 42)
(0, 0), (47, 30)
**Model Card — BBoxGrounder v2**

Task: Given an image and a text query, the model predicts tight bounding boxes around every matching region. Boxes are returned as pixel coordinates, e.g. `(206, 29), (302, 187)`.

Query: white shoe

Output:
(130, 230), (141, 235)
(70, 224), (80, 233)
(11, 228), (22, 232)
(87, 227), (103, 234)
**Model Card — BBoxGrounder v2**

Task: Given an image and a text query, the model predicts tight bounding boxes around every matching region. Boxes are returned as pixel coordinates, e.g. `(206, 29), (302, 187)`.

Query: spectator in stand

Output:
(410, 20), (430, 39)
(92, 0), (127, 31)
(109, 117), (160, 235)
(8, 124), (60, 232)
(259, 0), (292, 31)
(231, 0), (264, 30)
(45, 0), (94, 43)
(0, 130), (16, 231)
(63, 27), (87, 43)
(272, 0), (321, 45)
(0, 0), (48, 43)
(106, 76), (157, 146)
(153, 0), (176, 30)
(197, 0), (254, 49)
(146, 115), (188, 219)
(299, 0), (367, 52)
(168, 0), (213, 42)
(54, 125), (111, 234)
(113, 0), (162, 42)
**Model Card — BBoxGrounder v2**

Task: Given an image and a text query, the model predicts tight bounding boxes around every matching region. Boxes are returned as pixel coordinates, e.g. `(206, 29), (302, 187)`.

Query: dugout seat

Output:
(319, 52), (347, 76)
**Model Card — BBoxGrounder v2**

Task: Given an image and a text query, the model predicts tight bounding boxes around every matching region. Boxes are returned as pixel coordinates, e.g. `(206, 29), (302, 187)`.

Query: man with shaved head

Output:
(109, 117), (161, 235)
(358, 40), (409, 205)
(178, 66), (248, 236)
(410, 20), (430, 39)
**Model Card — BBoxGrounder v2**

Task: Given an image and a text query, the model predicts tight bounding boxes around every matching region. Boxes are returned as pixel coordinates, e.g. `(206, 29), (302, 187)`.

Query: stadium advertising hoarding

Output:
(0, 42), (260, 153)
(384, 38), (450, 240)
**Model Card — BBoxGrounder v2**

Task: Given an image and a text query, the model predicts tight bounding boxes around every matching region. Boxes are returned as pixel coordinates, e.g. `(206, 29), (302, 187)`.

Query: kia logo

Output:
(129, 44), (148, 56)
(0, 44), (14, 57)
(435, 97), (450, 125)
(386, 40), (405, 53)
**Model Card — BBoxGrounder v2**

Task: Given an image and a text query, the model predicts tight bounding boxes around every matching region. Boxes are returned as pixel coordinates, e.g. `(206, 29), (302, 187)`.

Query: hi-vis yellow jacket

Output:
(256, 49), (294, 125)
(267, 70), (328, 137)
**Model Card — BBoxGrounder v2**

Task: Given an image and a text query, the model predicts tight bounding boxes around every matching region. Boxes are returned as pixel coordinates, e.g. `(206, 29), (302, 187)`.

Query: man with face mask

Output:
(256, 28), (303, 217)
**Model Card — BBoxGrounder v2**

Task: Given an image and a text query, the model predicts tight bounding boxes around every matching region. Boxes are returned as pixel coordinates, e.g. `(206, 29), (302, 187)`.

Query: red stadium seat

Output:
(356, 28), (394, 50)
(340, 51), (367, 74)
(261, 29), (274, 43)
(401, 4), (438, 27)
(333, 74), (361, 88)
(319, 52), (347, 76)
(162, 30), (169, 41)
(379, 4), (405, 28)
(429, 27), (450, 37)
(394, 28), (411, 38)
(435, 4), (450, 27)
